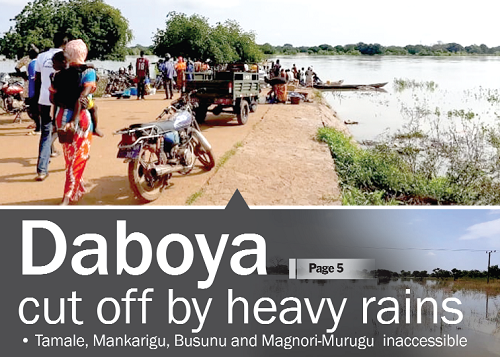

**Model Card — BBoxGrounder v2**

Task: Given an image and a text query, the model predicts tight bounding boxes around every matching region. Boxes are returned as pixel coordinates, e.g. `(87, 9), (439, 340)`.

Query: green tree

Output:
(153, 12), (263, 64)
(356, 42), (384, 55)
(319, 44), (334, 51)
(308, 46), (321, 53)
(445, 43), (464, 53)
(153, 12), (212, 60)
(259, 43), (275, 55)
(334, 45), (345, 53)
(0, 0), (132, 60)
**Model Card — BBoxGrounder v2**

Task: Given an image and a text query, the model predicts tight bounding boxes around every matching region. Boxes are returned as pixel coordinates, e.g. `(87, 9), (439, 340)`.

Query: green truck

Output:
(185, 64), (260, 125)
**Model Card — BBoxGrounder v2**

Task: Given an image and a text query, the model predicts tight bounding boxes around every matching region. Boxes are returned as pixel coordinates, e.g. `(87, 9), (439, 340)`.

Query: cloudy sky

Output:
(1, 0), (499, 48)
(357, 209), (500, 273)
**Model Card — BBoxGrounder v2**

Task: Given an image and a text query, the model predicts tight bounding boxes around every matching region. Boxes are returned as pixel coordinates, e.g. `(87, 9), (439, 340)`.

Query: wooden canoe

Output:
(314, 82), (388, 90)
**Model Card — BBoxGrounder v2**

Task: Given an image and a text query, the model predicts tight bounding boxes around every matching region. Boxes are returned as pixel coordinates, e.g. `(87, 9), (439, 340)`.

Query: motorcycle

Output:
(115, 89), (215, 202)
(0, 73), (26, 121)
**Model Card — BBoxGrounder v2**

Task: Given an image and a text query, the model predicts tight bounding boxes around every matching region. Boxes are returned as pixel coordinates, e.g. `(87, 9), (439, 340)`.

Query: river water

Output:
(272, 55), (500, 142)
(257, 276), (500, 355)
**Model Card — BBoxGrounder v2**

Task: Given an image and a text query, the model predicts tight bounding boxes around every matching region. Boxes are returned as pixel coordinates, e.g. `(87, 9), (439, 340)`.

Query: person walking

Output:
(50, 39), (96, 205)
(175, 57), (186, 94)
(186, 58), (194, 81)
(135, 51), (149, 100)
(163, 56), (175, 100)
(26, 47), (39, 134)
(34, 32), (67, 181)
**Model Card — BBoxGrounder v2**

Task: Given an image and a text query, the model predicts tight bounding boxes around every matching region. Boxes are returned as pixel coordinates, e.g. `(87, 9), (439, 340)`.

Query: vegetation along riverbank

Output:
(260, 42), (500, 56)
(318, 125), (500, 205)
(317, 75), (500, 206)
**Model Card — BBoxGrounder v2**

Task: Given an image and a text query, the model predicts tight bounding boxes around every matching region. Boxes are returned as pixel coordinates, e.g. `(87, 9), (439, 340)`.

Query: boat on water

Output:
(314, 82), (388, 90)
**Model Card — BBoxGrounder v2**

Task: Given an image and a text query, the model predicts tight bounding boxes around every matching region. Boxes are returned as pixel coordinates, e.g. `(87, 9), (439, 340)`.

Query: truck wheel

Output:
(195, 105), (208, 124)
(237, 100), (249, 125)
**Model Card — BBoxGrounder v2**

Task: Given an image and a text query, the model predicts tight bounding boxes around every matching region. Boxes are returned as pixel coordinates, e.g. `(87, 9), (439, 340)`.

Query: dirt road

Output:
(0, 90), (343, 206)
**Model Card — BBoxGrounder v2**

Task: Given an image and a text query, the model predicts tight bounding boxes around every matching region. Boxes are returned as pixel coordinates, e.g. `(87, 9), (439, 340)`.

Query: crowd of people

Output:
(265, 59), (321, 103)
(130, 54), (212, 100)
(12, 45), (320, 205)
(155, 55), (211, 99)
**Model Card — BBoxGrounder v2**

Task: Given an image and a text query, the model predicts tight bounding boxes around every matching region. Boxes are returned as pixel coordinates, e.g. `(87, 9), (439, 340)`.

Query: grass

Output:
(317, 126), (492, 205)
(394, 131), (427, 140)
(452, 279), (500, 295)
(185, 141), (245, 205)
(451, 279), (500, 295)
(186, 189), (204, 206)
(393, 78), (438, 92)
(429, 278), (500, 295)
(216, 141), (243, 169)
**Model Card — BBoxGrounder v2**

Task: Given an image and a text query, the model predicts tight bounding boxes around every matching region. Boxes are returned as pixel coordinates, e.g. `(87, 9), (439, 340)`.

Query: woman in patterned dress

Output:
(50, 39), (96, 205)
(175, 56), (186, 93)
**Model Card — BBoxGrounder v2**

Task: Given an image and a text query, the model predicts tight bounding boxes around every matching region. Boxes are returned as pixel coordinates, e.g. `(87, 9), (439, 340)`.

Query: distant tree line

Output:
(127, 45), (154, 56)
(372, 265), (500, 280)
(260, 42), (500, 56)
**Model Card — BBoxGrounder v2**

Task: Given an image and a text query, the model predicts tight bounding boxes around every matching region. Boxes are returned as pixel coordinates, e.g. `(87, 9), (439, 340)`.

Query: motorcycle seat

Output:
(133, 120), (176, 132)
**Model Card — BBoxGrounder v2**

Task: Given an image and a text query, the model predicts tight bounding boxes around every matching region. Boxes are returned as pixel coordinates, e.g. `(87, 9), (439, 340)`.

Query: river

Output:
(272, 55), (500, 143)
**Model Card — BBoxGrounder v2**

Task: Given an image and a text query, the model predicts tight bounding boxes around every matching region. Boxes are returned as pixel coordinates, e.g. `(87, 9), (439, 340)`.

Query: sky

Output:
(350, 209), (500, 273)
(1, 0), (500, 48)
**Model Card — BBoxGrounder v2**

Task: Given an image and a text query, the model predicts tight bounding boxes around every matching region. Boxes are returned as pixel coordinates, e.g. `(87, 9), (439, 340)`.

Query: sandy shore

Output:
(0, 89), (346, 206)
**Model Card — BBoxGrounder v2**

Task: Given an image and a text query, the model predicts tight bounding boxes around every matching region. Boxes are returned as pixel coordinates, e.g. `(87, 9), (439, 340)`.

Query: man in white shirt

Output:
(34, 32), (68, 181)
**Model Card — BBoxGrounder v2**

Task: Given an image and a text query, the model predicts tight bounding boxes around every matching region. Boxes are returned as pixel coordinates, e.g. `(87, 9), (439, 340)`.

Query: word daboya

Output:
(22, 220), (267, 289)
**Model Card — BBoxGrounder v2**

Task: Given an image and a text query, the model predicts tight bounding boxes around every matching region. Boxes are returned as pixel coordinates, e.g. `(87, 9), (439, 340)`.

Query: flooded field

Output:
(249, 276), (500, 355)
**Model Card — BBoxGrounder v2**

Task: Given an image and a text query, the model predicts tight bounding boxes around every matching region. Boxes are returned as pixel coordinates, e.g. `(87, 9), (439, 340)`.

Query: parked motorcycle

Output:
(0, 73), (25, 117)
(115, 89), (215, 202)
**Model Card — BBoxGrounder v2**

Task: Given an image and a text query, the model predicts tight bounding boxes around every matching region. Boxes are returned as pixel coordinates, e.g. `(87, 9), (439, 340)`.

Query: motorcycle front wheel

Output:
(128, 146), (164, 203)
(192, 138), (215, 171)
